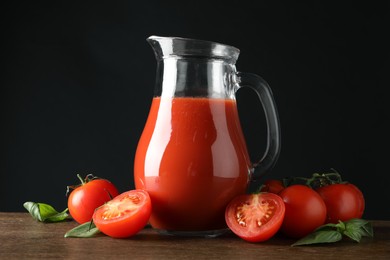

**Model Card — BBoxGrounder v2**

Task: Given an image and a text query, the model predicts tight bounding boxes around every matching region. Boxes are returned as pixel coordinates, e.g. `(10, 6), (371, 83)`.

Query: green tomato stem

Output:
(77, 174), (85, 185)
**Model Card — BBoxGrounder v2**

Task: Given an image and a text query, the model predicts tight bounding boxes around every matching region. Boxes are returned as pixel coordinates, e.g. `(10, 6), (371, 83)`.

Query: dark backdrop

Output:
(1, 1), (389, 219)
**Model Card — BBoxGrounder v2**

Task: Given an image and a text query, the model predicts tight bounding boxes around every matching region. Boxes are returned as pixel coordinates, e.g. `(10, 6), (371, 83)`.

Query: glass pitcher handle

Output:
(236, 72), (281, 180)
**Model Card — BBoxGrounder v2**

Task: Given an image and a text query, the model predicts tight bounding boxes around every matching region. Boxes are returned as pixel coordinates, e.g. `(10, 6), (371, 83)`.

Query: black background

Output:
(1, 1), (389, 219)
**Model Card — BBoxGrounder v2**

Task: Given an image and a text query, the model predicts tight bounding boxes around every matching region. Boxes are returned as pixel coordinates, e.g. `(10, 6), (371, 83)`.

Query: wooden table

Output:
(1, 213), (389, 259)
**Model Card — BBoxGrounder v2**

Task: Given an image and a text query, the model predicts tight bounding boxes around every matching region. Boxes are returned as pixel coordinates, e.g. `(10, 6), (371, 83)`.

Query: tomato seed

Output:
(124, 195), (141, 204)
(102, 211), (123, 220)
(236, 206), (248, 227)
(239, 220), (247, 227)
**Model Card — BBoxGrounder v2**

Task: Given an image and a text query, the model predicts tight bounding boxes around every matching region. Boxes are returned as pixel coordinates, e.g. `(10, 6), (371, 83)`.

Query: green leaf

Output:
(23, 202), (69, 222)
(345, 218), (369, 228)
(291, 230), (343, 246)
(23, 202), (43, 221)
(37, 203), (69, 222)
(291, 219), (375, 246)
(343, 219), (374, 242)
(64, 221), (101, 238)
(343, 228), (363, 242)
(361, 221), (374, 237)
(314, 223), (337, 232)
(335, 220), (346, 232)
(45, 208), (70, 222)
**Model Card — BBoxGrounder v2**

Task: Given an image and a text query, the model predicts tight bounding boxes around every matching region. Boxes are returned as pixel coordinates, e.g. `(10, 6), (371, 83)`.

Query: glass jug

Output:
(134, 36), (281, 236)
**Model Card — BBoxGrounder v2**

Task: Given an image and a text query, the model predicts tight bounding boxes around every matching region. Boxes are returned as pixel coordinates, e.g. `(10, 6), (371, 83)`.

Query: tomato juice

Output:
(134, 97), (251, 231)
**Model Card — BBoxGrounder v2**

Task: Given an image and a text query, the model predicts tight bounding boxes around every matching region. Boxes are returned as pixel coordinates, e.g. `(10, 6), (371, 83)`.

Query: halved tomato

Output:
(92, 189), (152, 238)
(225, 193), (285, 242)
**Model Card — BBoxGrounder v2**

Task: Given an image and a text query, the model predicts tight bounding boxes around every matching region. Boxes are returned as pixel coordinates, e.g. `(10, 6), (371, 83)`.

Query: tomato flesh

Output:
(225, 193), (285, 242)
(93, 190), (152, 238)
(100, 194), (141, 220)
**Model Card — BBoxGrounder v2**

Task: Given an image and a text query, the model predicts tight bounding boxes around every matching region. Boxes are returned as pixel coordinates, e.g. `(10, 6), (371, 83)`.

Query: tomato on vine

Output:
(310, 171), (365, 223)
(316, 183), (365, 223)
(67, 174), (119, 224)
(279, 184), (327, 238)
(283, 170), (366, 225)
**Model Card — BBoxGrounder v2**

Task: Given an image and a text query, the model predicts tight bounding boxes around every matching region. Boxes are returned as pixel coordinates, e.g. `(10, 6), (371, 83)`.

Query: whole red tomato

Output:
(225, 193), (285, 242)
(279, 185), (327, 238)
(67, 174), (119, 224)
(316, 183), (365, 223)
(93, 189), (152, 238)
(260, 179), (285, 194)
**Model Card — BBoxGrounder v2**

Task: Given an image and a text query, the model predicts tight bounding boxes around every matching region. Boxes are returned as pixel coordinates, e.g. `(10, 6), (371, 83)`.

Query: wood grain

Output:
(1, 213), (389, 259)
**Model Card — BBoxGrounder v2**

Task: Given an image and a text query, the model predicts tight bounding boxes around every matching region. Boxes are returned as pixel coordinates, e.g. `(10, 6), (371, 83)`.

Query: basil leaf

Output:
(314, 223), (337, 232)
(345, 218), (369, 229)
(345, 218), (374, 237)
(343, 228), (363, 242)
(64, 222), (101, 238)
(23, 202), (43, 221)
(291, 230), (343, 246)
(292, 219), (375, 246)
(44, 208), (70, 222)
(343, 219), (374, 242)
(335, 220), (346, 232)
(361, 221), (374, 237)
(37, 203), (69, 222)
(23, 202), (69, 222)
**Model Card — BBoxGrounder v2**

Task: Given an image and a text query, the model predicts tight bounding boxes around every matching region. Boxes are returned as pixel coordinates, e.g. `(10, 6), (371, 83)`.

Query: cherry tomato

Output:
(279, 185), (327, 238)
(260, 179), (285, 194)
(93, 190), (152, 238)
(316, 183), (365, 223)
(225, 193), (285, 242)
(67, 175), (119, 224)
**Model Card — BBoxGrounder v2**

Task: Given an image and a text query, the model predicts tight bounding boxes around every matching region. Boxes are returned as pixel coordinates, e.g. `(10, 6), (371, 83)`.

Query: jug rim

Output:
(147, 35), (240, 64)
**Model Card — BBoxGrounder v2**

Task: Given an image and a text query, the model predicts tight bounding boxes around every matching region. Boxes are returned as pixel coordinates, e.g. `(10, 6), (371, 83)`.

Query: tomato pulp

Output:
(134, 97), (251, 231)
(225, 193), (285, 242)
(93, 190), (152, 238)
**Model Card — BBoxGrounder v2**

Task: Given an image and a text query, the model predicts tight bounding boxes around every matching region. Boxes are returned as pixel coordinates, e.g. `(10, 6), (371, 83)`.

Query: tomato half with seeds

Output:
(92, 190), (152, 238)
(225, 193), (285, 242)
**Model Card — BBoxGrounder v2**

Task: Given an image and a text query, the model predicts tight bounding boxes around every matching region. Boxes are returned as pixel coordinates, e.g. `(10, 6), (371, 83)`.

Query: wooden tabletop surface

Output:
(1, 212), (389, 259)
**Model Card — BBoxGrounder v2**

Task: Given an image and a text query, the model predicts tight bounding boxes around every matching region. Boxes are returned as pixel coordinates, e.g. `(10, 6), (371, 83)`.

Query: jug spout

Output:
(147, 36), (240, 98)
(147, 35), (240, 64)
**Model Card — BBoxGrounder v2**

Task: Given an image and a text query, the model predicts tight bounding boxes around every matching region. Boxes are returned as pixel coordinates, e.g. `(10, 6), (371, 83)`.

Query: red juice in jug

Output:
(134, 97), (251, 231)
